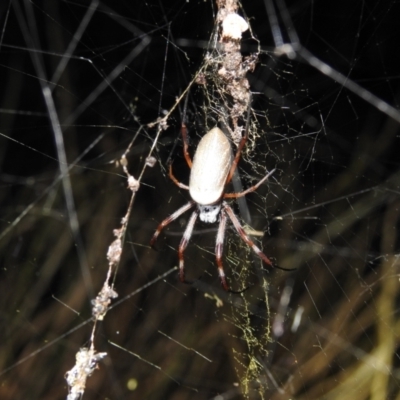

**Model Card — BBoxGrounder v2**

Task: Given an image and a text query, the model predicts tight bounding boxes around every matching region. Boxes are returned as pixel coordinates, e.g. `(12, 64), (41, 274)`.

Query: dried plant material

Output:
(107, 237), (122, 267)
(92, 282), (118, 320)
(145, 156), (157, 168)
(215, 1), (258, 144)
(66, 348), (107, 400)
(221, 13), (248, 40)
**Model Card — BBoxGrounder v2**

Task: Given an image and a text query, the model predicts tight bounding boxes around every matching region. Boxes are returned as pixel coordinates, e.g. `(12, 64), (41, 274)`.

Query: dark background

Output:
(1, 0), (400, 399)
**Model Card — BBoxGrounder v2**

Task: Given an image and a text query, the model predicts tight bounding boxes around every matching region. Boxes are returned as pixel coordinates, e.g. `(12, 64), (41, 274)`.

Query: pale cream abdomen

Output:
(189, 127), (233, 205)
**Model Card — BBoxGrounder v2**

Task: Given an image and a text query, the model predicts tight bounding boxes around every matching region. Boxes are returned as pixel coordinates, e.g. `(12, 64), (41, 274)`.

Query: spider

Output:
(151, 121), (285, 291)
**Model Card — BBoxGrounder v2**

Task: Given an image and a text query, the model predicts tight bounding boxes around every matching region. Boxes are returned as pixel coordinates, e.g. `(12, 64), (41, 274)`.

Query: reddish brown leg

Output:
(169, 164), (189, 190)
(178, 209), (199, 283)
(225, 127), (248, 184)
(181, 123), (192, 168)
(224, 169), (275, 199)
(150, 201), (195, 247)
(180, 94), (192, 168)
(168, 120), (192, 190)
(223, 202), (274, 267)
(225, 95), (254, 184)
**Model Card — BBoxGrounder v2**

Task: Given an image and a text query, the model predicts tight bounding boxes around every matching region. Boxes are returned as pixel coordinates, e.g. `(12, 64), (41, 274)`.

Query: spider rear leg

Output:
(178, 209), (199, 284)
(223, 202), (275, 267)
(216, 210), (230, 291)
(223, 202), (295, 272)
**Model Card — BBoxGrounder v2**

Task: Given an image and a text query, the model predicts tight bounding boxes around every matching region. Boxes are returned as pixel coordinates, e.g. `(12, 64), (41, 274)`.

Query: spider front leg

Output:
(224, 169), (276, 199)
(180, 94), (192, 168)
(150, 201), (195, 247)
(180, 123), (192, 168)
(169, 164), (189, 190)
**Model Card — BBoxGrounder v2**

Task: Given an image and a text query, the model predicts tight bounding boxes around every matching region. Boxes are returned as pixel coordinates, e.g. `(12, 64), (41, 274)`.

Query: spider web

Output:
(1, 0), (400, 399)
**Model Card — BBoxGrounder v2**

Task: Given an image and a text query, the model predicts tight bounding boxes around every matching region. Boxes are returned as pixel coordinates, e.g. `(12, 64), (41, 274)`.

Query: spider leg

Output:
(225, 94), (252, 184)
(215, 209), (230, 291)
(150, 201), (195, 247)
(178, 209), (199, 284)
(223, 202), (295, 272)
(180, 94), (192, 168)
(224, 169), (275, 199)
(223, 201), (274, 267)
(225, 128), (248, 184)
(168, 96), (191, 188)
(181, 123), (192, 168)
(169, 164), (189, 190)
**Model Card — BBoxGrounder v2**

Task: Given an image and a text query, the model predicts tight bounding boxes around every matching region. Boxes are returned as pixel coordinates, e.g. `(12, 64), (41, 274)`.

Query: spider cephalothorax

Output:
(151, 124), (279, 291)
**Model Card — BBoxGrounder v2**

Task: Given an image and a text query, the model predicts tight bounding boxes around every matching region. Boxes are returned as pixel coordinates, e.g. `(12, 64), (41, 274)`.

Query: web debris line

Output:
(44, 10), (153, 400)
(64, 146), (140, 398)
(60, 5), (203, 394)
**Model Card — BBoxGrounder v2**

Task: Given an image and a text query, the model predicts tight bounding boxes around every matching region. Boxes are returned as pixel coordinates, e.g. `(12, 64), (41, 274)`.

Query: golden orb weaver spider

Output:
(151, 118), (290, 291)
